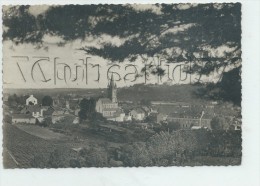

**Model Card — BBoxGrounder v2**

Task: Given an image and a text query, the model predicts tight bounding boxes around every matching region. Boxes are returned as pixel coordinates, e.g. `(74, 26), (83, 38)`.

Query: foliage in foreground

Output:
(120, 130), (241, 166)
(29, 129), (241, 168)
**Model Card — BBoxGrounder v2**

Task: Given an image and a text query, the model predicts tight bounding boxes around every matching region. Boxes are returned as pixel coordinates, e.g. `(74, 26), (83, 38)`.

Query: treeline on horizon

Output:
(4, 81), (241, 106)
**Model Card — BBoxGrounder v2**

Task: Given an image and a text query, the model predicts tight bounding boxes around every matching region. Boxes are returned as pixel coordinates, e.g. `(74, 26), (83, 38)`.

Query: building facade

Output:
(12, 114), (36, 124)
(129, 108), (146, 121)
(167, 116), (211, 129)
(26, 95), (38, 105)
(96, 74), (123, 120)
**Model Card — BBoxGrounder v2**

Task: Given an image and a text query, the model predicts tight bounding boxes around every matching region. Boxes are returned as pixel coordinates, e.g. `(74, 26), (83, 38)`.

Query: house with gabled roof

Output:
(51, 107), (72, 124)
(20, 104), (49, 121)
(26, 95), (38, 105)
(129, 108), (146, 121)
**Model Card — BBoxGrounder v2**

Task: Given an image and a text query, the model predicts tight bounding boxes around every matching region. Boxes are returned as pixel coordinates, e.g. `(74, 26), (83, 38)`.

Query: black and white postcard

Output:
(1, 1), (260, 186)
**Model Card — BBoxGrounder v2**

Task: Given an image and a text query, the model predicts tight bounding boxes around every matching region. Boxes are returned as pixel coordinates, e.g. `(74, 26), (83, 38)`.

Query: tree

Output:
(7, 95), (15, 106)
(3, 4), (242, 104)
(69, 159), (81, 168)
(48, 149), (66, 168)
(79, 146), (109, 167)
(78, 109), (87, 121)
(122, 130), (199, 166)
(195, 67), (241, 106)
(89, 112), (105, 121)
(7, 94), (23, 106)
(41, 117), (52, 127)
(30, 154), (49, 168)
(42, 95), (53, 106)
(210, 117), (223, 130)
(167, 122), (181, 131)
(219, 67), (241, 106)
(78, 98), (96, 122)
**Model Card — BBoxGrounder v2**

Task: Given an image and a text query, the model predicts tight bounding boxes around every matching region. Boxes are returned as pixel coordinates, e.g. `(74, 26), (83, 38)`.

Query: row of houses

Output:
(11, 94), (241, 131)
(12, 95), (80, 125)
(12, 93), (154, 125)
(156, 112), (212, 129)
(12, 106), (80, 125)
(156, 112), (242, 130)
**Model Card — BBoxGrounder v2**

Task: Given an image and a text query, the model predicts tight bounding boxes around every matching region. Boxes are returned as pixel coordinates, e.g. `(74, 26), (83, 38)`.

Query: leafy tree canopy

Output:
(3, 4), (241, 70)
(3, 4), (242, 104)
(78, 98), (97, 121)
(42, 95), (53, 106)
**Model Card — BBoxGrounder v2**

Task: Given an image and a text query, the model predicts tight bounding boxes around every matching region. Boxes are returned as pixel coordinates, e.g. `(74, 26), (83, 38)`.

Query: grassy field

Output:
(16, 124), (67, 140)
(3, 123), (84, 168)
(3, 123), (57, 168)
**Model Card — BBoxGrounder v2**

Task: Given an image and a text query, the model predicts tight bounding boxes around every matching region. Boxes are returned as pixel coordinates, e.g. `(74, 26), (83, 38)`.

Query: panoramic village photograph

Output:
(2, 4), (242, 168)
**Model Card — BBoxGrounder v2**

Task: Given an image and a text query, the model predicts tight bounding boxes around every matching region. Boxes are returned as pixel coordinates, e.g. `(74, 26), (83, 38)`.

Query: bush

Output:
(79, 145), (109, 167)
(30, 154), (49, 168)
(120, 130), (199, 166)
(69, 158), (81, 168)
(48, 149), (66, 168)
(121, 130), (242, 166)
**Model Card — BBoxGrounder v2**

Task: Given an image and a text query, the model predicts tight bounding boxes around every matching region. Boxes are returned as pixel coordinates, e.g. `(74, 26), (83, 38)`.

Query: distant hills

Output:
(3, 88), (104, 97)
(118, 84), (203, 103)
(4, 84), (205, 103)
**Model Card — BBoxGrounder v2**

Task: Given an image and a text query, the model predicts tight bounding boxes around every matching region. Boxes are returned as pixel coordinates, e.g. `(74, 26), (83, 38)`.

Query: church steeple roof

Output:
(109, 73), (116, 88)
(107, 73), (117, 103)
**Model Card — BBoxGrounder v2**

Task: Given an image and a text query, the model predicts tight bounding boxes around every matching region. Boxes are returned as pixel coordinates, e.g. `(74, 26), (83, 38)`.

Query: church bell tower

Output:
(107, 74), (117, 103)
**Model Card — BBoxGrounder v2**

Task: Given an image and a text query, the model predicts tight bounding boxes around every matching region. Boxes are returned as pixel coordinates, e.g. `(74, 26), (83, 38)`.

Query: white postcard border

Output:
(0, 1), (259, 186)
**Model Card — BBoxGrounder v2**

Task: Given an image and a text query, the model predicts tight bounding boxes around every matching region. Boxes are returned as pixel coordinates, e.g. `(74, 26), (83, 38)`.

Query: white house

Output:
(156, 113), (168, 123)
(124, 114), (132, 122)
(106, 109), (125, 122)
(116, 112), (126, 122)
(26, 95), (38, 105)
(129, 108), (146, 121)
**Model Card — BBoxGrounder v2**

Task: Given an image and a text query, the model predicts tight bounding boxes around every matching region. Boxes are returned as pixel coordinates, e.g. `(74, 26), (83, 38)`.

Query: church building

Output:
(95, 75), (125, 121)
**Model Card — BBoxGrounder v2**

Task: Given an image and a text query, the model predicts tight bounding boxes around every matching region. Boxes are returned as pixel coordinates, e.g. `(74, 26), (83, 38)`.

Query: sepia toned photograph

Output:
(2, 4), (242, 168)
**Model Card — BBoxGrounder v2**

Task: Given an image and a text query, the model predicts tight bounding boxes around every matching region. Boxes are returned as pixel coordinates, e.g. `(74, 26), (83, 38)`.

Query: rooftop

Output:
(12, 114), (35, 119)
(98, 98), (113, 104)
